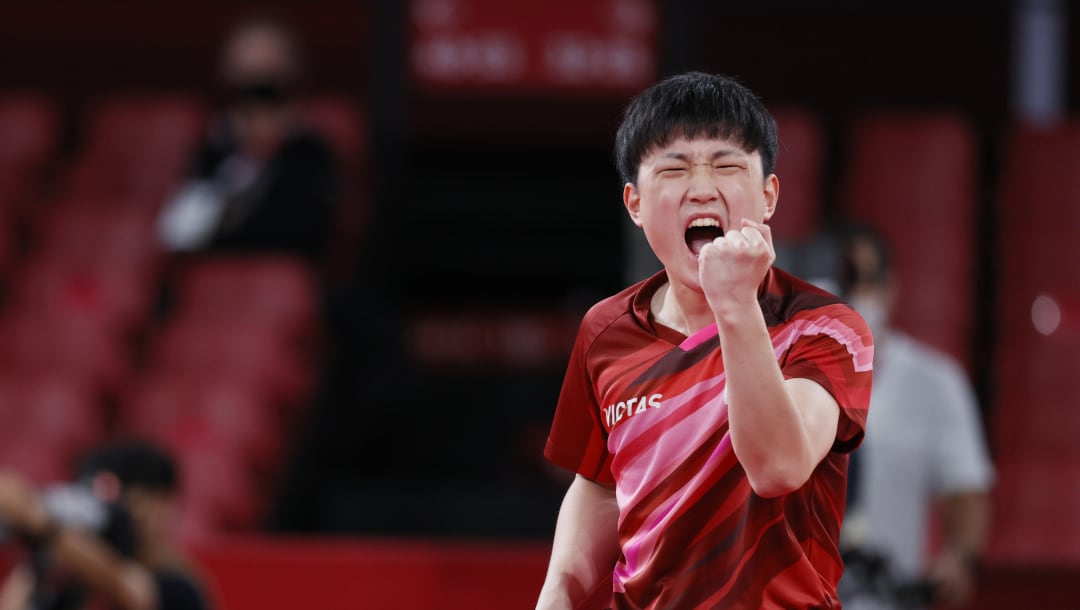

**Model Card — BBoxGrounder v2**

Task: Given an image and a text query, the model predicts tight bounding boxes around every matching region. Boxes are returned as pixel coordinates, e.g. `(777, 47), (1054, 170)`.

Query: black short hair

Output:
(77, 440), (179, 493)
(614, 71), (779, 186)
(832, 221), (894, 293)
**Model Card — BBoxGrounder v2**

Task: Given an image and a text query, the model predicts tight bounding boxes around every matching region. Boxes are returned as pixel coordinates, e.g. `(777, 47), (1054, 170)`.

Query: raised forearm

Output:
(717, 303), (821, 497)
(699, 221), (837, 498)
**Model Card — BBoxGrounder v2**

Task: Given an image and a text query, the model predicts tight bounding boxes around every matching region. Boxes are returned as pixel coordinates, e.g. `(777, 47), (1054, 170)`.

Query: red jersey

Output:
(545, 268), (873, 609)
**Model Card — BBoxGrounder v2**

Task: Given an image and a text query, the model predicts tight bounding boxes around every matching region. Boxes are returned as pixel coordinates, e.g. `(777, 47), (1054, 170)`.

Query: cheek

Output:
(722, 182), (767, 216)
(636, 186), (687, 250)
(642, 184), (683, 213)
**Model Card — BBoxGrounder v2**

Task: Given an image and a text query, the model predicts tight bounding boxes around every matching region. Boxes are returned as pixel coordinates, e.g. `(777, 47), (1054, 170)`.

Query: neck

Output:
(651, 280), (717, 337)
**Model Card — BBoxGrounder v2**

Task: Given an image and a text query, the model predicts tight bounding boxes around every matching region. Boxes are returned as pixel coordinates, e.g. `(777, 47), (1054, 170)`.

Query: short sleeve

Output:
(929, 360), (996, 493)
(781, 307), (874, 454)
(544, 322), (615, 485)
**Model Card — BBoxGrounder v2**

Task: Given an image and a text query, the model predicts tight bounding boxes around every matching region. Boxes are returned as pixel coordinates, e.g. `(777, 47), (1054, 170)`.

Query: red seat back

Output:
(986, 120), (1080, 565)
(838, 112), (978, 369)
(768, 105), (825, 243)
(65, 93), (207, 205)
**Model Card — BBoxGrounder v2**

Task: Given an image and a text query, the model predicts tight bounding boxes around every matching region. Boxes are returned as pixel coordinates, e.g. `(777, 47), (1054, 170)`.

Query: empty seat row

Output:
(0, 89), (361, 544)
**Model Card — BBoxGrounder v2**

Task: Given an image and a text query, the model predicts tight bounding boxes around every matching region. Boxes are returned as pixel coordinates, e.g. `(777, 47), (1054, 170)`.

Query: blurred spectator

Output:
(0, 441), (210, 610)
(157, 15), (340, 263)
(810, 224), (995, 610)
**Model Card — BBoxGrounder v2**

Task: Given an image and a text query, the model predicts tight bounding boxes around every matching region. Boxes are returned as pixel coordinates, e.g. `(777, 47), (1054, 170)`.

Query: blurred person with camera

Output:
(157, 15), (340, 264)
(802, 224), (994, 610)
(0, 441), (210, 610)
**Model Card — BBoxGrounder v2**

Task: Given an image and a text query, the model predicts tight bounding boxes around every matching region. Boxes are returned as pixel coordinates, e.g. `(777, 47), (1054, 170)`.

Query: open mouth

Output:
(685, 218), (724, 255)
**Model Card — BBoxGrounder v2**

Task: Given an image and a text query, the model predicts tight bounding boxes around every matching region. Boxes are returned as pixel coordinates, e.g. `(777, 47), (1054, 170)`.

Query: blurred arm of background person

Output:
(0, 470), (157, 610)
(535, 475), (620, 610)
(929, 490), (991, 606)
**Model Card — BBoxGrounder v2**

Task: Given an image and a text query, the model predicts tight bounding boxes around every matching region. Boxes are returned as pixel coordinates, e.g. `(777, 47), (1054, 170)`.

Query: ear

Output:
(623, 182), (643, 227)
(762, 174), (779, 222)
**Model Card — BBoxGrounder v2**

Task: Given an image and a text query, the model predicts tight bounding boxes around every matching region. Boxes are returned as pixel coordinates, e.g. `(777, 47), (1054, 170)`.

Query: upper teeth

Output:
(689, 218), (720, 228)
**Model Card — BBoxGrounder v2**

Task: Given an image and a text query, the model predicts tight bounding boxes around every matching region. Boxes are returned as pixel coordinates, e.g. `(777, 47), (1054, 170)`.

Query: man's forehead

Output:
(644, 136), (758, 162)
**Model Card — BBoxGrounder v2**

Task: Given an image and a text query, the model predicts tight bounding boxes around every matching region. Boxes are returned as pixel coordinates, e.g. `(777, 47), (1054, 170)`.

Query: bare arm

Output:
(536, 475), (620, 610)
(0, 565), (33, 610)
(48, 526), (159, 610)
(717, 306), (840, 497)
(701, 220), (840, 498)
(0, 472), (157, 610)
(929, 491), (992, 606)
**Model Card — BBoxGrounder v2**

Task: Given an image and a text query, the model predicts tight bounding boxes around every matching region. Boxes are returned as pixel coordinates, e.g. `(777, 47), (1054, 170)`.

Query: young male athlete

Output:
(535, 72), (874, 609)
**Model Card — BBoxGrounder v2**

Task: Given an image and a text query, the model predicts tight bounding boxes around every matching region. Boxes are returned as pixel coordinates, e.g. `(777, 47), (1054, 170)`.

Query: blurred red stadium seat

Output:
(147, 317), (314, 411)
(172, 443), (263, 540)
(768, 105), (825, 244)
(118, 373), (283, 480)
(0, 311), (131, 398)
(994, 121), (1080, 345)
(116, 378), (302, 545)
(0, 92), (61, 207)
(7, 257), (157, 336)
(174, 256), (320, 342)
(0, 92), (62, 274)
(62, 93), (207, 209)
(0, 437), (71, 486)
(988, 451), (1080, 565)
(992, 336), (1080, 458)
(986, 120), (1080, 566)
(0, 373), (106, 477)
(31, 200), (163, 278)
(0, 206), (13, 278)
(838, 111), (979, 369)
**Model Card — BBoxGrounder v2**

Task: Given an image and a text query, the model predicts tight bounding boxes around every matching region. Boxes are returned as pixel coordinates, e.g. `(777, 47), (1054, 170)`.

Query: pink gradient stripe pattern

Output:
(615, 429), (736, 587)
(607, 374), (730, 584)
(609, 376), (728, 514)
(777, 315), (874, 372)
(679, 316), (872, 372)
(679, 322), (718, 351)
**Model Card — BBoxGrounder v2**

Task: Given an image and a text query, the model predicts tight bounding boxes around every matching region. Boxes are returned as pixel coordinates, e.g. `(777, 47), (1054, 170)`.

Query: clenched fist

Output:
(698, 219), (775, 316)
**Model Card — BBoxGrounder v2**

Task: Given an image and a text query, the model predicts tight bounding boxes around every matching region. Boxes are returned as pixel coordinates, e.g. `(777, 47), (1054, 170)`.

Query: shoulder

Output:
(762, 267), (850, 324)
(885, 333), (972, 389)
(765, 267), (868, 339)
(576, 274), (657, 349)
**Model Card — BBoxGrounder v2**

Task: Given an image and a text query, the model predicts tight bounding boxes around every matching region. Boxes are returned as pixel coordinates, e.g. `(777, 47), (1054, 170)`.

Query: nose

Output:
(686, 165), (719, 204)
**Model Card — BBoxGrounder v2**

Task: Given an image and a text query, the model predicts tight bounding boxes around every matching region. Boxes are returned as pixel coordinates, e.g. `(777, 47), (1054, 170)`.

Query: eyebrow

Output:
(658, 149), (747, 162)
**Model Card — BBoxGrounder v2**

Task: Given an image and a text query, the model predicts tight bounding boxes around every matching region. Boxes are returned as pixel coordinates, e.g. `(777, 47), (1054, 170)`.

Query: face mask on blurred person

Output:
(850, 293), (890, 345)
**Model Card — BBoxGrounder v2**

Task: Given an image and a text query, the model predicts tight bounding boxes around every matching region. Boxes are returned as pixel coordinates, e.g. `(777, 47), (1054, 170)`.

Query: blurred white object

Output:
(157, 180), (227, 251)
(1012, 0), (1066, 125)
(1031, 294), (1061, 336)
